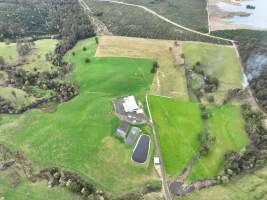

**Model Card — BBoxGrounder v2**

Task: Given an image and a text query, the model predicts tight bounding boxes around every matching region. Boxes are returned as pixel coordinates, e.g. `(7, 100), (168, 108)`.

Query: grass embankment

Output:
(178, 167), (267, 200)
(182, 42), (243, 103)
(0, 38), (158, 195)
(188, 105), (249, 181)
(96, 36), (188, 100)
(149, 96), (203, 177)
(149, 96), (248, 180)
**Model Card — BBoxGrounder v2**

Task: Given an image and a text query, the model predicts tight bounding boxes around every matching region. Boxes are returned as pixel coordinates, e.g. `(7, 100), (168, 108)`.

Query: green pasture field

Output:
(188, 105), (249, 182)
(182, 42), (243, 104)
(149, 95), (204, 177)
(0, 42), (18, 64)
(0, 39), (58, 72)
(0, 171), (79, 200)
(0, 86), (35, 108)
(120, 0), (209, 32)
(179, 167), (267, 200)
(20, 39), (58, 72)
(0, 38), (158, 196)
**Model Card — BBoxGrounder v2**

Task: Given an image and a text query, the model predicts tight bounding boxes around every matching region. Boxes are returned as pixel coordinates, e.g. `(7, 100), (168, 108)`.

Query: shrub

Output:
(82, 47), (87, 51)
(95, 37), (99, 44)
(85, 58), (91, 63)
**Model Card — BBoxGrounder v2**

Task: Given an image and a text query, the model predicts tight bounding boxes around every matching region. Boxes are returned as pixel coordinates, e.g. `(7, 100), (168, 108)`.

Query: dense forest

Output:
(0, 0), (95, 40)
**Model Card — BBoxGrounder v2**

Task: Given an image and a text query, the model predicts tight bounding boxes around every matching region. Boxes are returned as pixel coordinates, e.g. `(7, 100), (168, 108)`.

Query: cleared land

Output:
(149, 96), (203, 177)
(182, 42), (243, 103)
(120, 0), (209, 32)
(0, 38), (158, 195)
(0, 42), (18, 64)
(0, 40), (57, 72)
(188, 105), (249, 181)
(19, 39), (58, 72)
(149, 95), (248, 181)
(96, 36), (188, 100)
(0, 86), (35, 108)
(0, 171), (79, 200)
(179, 167), (267, 200)
(85, 0), (231, 45)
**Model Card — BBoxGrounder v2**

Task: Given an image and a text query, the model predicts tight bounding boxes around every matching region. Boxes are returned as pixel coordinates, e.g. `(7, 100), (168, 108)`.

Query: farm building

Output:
(126, 126), (141, 146)
(113, 96), (148, 124)
(115, 121), (130, 139)
(123, 96), (140, 113)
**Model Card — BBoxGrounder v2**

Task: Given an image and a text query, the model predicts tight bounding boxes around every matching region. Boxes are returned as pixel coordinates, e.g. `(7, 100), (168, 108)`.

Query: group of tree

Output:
(250, 68), (267, 113)
(222, 104), (267, 181)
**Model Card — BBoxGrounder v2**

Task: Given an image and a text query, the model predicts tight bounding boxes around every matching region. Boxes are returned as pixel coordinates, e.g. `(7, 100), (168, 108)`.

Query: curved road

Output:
(95, 0), (235, 44)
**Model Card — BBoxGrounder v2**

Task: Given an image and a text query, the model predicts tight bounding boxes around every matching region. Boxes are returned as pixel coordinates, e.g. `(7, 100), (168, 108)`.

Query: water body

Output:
(132, 134), (150, 163)
(217, 0), (267, 29)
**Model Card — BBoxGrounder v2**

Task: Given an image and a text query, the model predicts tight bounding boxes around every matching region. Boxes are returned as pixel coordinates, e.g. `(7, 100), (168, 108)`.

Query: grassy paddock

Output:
(20, 39), (58, 72)
(0, 42), (18, 64)
(149, 95), (203, 177)
(0, 170), (79, 200)
(178, 167), (267, 200)
(0, 38), (158, 195)
(96, 36), (188, 100)
(182, 42), (243, 103)
(188, 105), (249, 181)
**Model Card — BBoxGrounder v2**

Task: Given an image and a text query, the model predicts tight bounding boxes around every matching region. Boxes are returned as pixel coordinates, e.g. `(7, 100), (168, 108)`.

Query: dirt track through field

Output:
(95, 0), (235, 44)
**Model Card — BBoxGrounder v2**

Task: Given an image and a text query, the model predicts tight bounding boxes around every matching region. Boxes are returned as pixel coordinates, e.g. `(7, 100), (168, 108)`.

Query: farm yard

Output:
(0, 38), (159, 196)
(96, 36), (188, 100)
(0, 34), (259, 199)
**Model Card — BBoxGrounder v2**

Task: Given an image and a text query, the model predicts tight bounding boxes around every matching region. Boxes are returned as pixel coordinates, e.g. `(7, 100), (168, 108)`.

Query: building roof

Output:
(123, 96), (139, 113)
(154, 157), (160, 164)
(125, 126), (141, 146)
(115, 121), (130, 138)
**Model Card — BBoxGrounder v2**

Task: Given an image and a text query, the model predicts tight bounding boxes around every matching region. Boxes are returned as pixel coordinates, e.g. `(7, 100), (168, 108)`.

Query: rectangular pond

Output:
(132, 134), (150, 164)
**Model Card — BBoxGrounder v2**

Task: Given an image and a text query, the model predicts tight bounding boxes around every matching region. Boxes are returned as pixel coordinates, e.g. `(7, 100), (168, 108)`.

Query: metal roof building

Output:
(125, 126), (141, 146)
(123, 96), (139, 113)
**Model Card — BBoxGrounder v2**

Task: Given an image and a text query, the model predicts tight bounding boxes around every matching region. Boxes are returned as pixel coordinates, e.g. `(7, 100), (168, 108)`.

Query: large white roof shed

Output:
(123, 96), (139, 113)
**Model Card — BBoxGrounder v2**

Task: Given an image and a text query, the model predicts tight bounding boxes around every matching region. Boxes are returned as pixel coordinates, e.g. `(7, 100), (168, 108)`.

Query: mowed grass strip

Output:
(188, 105), (249, 181)
(149, 96), (204, 177)
(96, 36), (188, 100)
(182, 42), (243, 103)
(0, 38), (158, 195)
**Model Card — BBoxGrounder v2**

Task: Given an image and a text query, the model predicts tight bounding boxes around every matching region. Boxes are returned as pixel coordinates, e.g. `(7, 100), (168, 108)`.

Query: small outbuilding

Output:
(115, 121), (130, 139)
(125, 126), (141, 146)
(154, 156), (160, 165)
